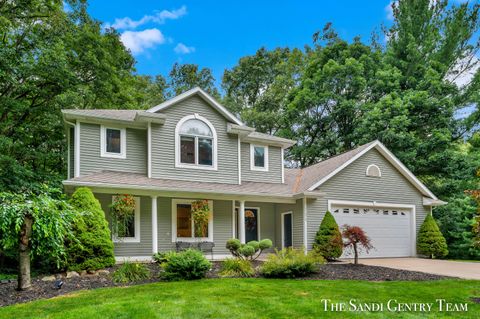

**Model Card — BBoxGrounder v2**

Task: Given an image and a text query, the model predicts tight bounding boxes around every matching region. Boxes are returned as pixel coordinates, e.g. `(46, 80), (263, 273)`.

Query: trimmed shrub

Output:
(162, 249), (211, 281)
(112, 261), (150, 283)
(226, 238), (272, 260)
(313, 211), (343, 261)
(152, 251), (176, 265)
(417, 214), (448, 258)
(260, 248), (325, 278)
(66, 187), (115, 271)
(219, 258), (255, 277)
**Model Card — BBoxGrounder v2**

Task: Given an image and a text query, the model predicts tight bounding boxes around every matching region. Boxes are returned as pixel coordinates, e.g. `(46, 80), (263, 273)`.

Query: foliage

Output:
(0, 1), (144, 192)
(342, 225), (373, 264)
(152, 251), (176, 265)
(66, 187), (115, 271)
(191, 200), (210, 238)
(109, 194), (136, 238)
(0, 189), (76, 268)
(417, 215), (449, 259)
(112, 261), (150, 283)
(260, 248), (324, 278)
(169, 63), (219, 98)
(226, 238), (272, 261)
(222, 47), (306, 134)
(313, 211), (343, 260)
(219, 258), (255, 278)
(435, 195), (480, 260)
(161, 249), (211, 281)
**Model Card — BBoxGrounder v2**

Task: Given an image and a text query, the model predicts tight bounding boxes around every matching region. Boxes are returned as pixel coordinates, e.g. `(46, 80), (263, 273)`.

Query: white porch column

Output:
(151, 196), (158, 254)
(239, 200), (246, 244)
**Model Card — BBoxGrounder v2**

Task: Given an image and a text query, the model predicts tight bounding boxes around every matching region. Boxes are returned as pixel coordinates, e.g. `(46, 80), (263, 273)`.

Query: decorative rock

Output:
(1, 279), (10, 284)
(97, 269), (110, 276)
(66, 271), (80, 278)
(80, 270), (87, 276)
(41, 275), (56, 282)
(87, 269), (96, 275)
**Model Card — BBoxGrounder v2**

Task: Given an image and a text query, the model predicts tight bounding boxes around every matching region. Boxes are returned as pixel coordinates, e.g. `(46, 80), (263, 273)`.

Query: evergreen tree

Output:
(67, 187), (115, 271)
(417, 214), (449, 258)
(313, 211), (343, 260)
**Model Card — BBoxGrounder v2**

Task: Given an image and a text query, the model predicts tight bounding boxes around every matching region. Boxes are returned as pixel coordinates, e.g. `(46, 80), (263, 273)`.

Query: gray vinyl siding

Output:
(69, 127), (74, 178)
(79, 123), (147, 176)
(306, 148), (428, 251)
(241, 143), (283, 183)
(96, 193), (153, 257)
(151, 96), (239, 184)
(275, 199), (304, 249)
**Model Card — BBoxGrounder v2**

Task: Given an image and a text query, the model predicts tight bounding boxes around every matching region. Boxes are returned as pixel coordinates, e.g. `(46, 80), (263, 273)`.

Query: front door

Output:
(282, 212), (293, 248)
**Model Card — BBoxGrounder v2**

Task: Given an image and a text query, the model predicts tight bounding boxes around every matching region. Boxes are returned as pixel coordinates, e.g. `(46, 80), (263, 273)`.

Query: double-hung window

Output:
(176, 115), (217, 169)
(101, 126), (126, 159)
(250, 144), (268, 171)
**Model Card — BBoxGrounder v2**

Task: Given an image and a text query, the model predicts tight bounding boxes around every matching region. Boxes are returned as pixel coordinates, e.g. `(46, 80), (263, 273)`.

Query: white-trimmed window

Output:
(175, 114), (217, 170)
(172, 199), (213, 242)
(112, 196), (140, 243)
(101, 126), (126, 159)
(250, 144), (268, 171)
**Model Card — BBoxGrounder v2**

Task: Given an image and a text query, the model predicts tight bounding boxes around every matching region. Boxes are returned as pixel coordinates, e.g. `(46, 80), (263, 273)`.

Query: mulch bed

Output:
(0, 261), (454, 307)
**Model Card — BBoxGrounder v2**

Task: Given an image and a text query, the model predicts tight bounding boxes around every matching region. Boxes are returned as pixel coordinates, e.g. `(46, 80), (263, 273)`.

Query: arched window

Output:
(175, 114), (217, 169)
(366, 164), (381, 177)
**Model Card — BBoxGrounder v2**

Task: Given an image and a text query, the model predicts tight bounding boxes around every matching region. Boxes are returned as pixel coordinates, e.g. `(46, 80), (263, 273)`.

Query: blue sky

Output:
(87, 0), (475, 86)
(87, 0), (394, 82)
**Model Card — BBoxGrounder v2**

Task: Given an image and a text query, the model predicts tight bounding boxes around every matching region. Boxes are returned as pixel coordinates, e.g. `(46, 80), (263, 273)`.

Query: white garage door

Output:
(331, 205), (413, 258)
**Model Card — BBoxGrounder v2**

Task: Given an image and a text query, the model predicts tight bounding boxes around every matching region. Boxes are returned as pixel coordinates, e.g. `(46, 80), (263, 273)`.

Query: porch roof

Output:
(63, 170), (304, 200)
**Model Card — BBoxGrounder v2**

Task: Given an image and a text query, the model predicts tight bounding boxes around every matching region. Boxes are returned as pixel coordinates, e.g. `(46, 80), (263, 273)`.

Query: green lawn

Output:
(1, 279), (479, 318)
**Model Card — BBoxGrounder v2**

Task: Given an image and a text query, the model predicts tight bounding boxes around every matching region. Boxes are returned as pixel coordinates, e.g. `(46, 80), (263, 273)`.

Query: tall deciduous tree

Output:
(285, 34), (381, 166)
(222, 47), (305, 134)
(168, 63), (219, 98)
(0, 1), (143, 192)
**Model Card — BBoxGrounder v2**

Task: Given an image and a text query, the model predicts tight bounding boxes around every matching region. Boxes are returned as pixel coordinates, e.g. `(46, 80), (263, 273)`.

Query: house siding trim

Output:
(74, 120), (80, 177)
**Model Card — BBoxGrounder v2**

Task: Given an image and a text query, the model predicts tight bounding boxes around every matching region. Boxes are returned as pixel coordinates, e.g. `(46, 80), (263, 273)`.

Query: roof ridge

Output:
(302, 141), (376, 171)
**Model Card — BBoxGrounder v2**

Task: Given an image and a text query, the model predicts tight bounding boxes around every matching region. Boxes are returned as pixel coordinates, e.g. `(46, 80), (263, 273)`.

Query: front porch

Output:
(93, 193), (305, 260)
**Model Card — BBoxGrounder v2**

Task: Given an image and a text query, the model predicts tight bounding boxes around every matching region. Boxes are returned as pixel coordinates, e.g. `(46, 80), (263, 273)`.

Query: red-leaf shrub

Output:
(342, 225), (373, 264)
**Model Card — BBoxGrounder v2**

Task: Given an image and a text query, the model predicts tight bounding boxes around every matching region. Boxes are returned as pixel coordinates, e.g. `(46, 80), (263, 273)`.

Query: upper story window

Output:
(175, 114), (217, 170)
(101, 125), (126, 159)
(250, 144), (269, 171)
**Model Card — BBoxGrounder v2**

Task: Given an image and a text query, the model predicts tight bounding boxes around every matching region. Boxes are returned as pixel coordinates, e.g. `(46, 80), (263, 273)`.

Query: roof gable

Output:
(303, 141), (437, 200)
(146, 87), (243, 125)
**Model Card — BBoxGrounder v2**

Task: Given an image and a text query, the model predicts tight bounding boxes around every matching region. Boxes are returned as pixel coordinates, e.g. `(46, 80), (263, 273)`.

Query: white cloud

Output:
(447, 55), (480, 88)
(174, 43), (195, 54)
(385, 1), (395, 21)
(120, 29), (165, 54)
(107, 6), (187, 30)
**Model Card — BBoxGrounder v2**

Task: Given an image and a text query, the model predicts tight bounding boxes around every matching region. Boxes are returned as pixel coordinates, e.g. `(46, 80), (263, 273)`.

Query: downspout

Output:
(303, 197), (308, 254)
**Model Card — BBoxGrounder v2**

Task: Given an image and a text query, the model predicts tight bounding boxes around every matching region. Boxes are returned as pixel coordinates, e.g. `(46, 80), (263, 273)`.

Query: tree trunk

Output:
(18, 214), (33, 291)
(353, 243), (358, 265)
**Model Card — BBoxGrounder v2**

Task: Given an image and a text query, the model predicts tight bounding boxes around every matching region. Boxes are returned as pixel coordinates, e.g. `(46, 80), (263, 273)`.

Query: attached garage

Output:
(329, 201), (415, 258)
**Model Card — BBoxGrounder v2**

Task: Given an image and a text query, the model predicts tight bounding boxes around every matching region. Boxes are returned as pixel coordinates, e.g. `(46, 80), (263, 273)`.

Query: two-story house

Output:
(62, 87), (445, 261)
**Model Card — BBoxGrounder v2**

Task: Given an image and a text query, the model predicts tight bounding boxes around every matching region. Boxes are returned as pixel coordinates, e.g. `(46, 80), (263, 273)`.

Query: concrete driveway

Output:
(358, 258), (480, 280)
